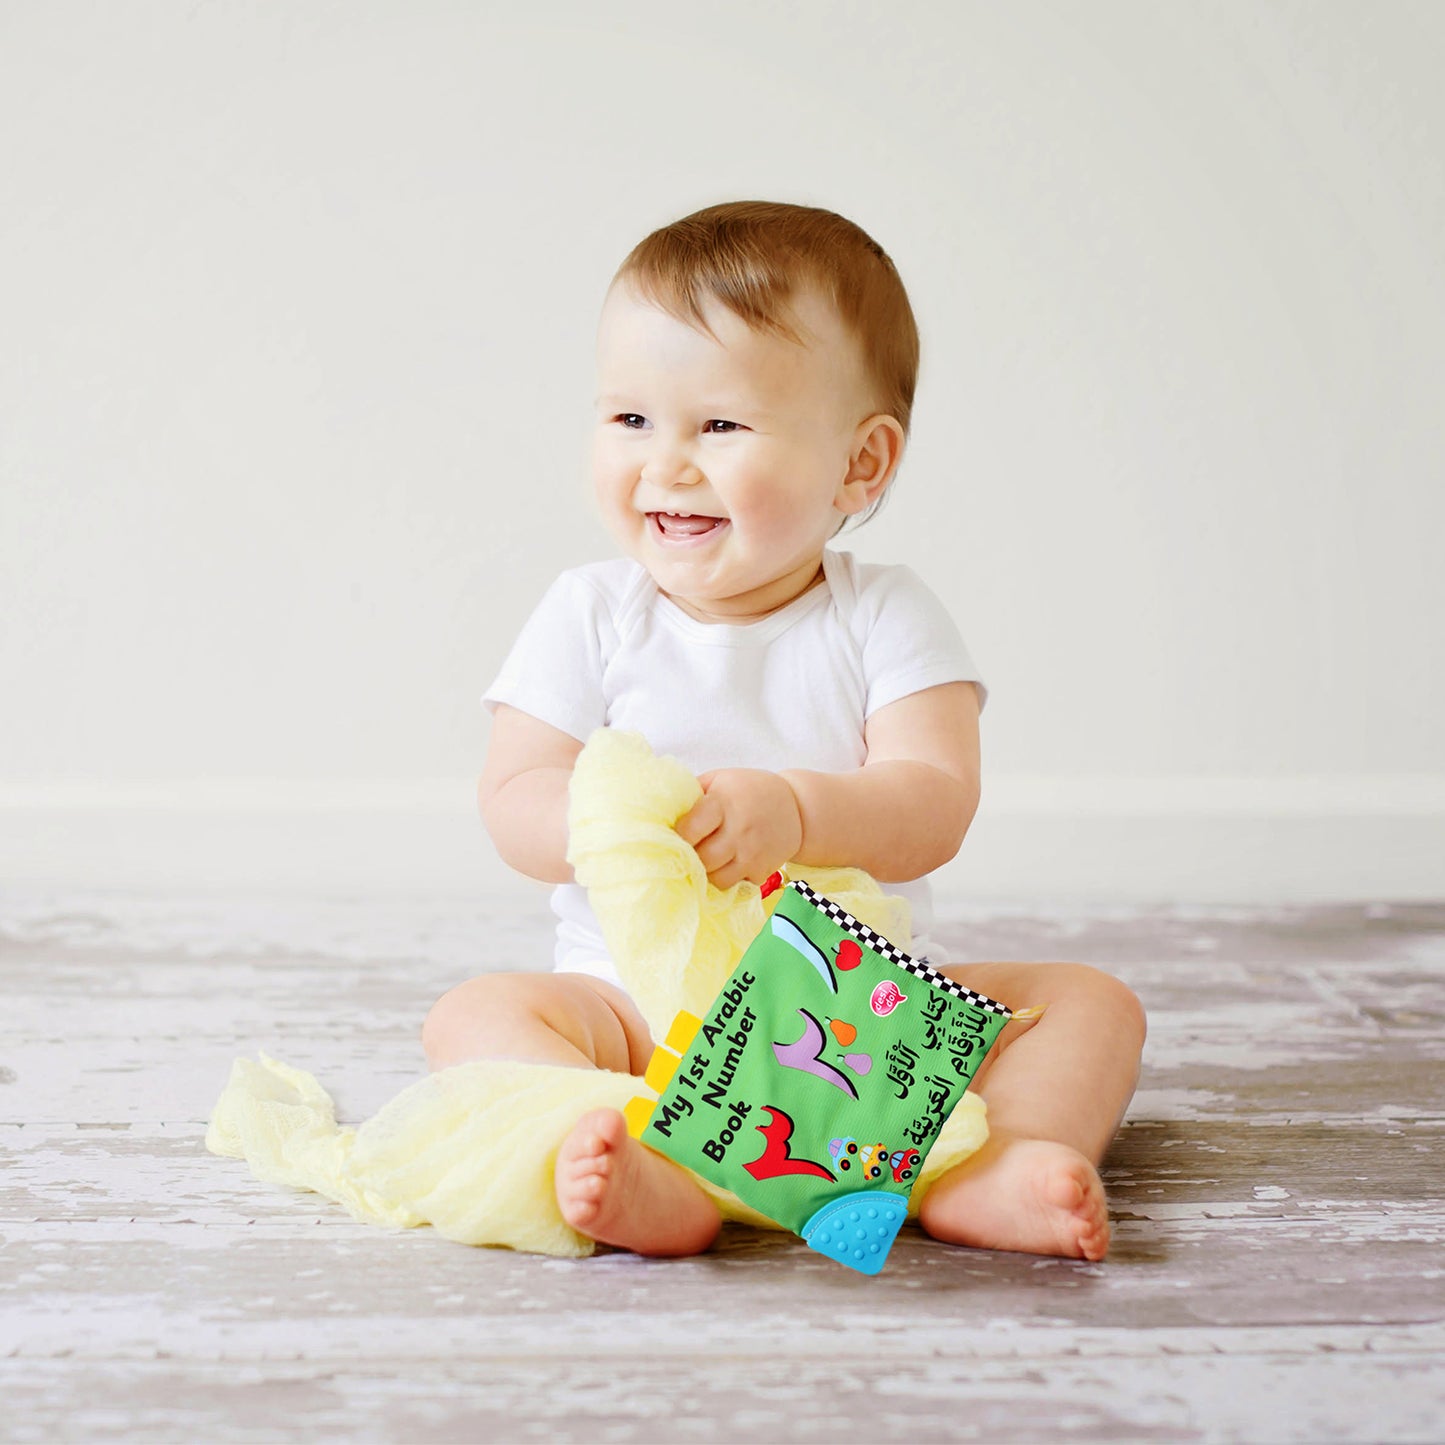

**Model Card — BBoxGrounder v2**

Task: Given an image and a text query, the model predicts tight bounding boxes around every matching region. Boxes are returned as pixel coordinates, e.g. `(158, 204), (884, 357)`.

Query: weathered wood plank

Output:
(7, 1036), (1440, 1128)
(0, 1051), (421, 1129)
(4, 1213), (1444, 1356)
(6, 1197), (1445, 1347)
(6, 893), (1439, 966)
(4, 1116), (1441, 1222)
(5, 949), (1440, 1119)
(2, 1333), (1442, 1444)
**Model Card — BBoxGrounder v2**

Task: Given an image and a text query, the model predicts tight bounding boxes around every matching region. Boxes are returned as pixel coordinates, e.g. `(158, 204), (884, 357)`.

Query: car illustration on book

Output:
(888, 1147), (921, 1183)
(828, 1137), (923, 1183)
(828, 1135), (875, 1176)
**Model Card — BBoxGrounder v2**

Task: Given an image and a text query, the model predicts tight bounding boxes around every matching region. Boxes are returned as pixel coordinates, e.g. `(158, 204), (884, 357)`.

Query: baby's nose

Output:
(641, 447), (703, 487)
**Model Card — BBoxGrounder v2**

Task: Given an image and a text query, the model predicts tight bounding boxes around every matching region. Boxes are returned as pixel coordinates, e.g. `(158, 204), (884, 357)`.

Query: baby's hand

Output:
(674, 769), (804, 891)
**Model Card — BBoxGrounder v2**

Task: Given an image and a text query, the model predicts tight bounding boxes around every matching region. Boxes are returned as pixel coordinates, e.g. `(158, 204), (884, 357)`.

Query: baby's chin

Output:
(658, 570), (830, 626)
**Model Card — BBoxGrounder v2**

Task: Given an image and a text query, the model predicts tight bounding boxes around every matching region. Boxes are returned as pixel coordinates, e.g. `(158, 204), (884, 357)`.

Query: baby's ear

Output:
(839, 414), (905, 514)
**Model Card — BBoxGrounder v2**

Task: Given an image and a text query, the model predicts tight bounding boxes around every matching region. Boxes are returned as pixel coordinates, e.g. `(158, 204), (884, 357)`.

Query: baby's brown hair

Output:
(612, 200), (920, 439)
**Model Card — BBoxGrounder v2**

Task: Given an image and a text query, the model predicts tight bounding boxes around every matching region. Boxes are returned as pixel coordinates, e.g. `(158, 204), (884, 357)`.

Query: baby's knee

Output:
(421, 972), (554, 1068)
(1052, 963), (1148, 1050)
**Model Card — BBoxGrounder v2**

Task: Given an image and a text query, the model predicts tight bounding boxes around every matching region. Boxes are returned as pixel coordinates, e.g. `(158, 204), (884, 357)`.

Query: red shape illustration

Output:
(744, 1105), (837, 1183)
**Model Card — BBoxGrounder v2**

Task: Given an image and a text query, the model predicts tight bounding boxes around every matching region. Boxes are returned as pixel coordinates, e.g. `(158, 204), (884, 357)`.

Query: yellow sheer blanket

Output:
(206, 730), (988, 1256)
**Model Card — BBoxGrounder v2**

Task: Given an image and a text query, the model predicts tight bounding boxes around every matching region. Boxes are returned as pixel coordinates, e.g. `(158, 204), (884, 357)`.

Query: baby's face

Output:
(592, 281), (875, 624)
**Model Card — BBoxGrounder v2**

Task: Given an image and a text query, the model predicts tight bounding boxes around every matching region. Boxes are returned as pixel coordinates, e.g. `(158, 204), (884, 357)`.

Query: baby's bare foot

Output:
(555, 1107), (722, 1258)
(917, 1133), (1110, 1261)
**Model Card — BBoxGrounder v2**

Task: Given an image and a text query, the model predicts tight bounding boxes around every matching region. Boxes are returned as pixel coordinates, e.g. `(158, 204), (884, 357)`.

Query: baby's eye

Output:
(615, 413), (648, 429)
(704, 419), (742, 433)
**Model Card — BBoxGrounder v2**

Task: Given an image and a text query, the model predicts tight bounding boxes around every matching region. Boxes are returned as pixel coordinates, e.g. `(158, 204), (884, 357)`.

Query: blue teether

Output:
(801, 1191), (909, 1276)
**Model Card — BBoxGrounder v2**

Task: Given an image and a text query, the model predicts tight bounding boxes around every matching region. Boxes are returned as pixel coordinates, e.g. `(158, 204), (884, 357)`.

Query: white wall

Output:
(3, 1), (1442, 902)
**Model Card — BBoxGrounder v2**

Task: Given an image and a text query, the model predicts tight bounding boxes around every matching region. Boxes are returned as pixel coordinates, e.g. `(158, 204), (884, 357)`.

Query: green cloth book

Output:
(625, 878), (1015, 1275)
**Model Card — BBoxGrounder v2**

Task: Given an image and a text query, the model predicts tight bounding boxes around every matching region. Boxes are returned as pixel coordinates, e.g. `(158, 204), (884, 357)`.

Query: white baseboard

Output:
(1, 776), (1441, 904)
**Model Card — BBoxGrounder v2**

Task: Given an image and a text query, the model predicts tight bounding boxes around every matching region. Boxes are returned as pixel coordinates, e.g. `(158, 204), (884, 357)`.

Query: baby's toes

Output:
(1040, 1155), (1109, 1260)
(572, 1144), (612, 1185)
(588, 1107), (631, 1154)
(1067, 1172), (1110, 1261)
(560, 1110), (618, 1167)
(555, 1157), (604, 1228)
(1083, 1181), (1112, 1254)
(1079, 1214), (1110, 1261)
(1041, 1165), (1079, 1212)
(556, 1111), (614, 1207)
(571, 1166), (607, 1200)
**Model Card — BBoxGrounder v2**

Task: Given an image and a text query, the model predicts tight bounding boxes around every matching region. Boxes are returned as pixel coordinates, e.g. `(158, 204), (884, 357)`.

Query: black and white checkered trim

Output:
(786, 880), (1012, 1017)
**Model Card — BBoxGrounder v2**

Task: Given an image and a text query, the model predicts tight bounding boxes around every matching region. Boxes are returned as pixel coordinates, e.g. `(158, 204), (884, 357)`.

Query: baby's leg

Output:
(421, 972), (721, 1257)
(918, 962), (1147, 1261)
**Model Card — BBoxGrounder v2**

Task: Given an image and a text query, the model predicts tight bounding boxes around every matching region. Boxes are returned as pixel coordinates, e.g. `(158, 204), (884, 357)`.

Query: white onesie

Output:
(482, 548), (987, 986)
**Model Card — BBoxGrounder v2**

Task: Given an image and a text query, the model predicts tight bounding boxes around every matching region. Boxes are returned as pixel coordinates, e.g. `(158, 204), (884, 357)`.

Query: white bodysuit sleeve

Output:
(855, 564), (988, 718)
(481, 570), (612, 743)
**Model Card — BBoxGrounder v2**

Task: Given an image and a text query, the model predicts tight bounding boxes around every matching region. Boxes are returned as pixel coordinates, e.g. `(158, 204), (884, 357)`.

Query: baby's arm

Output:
(783, 680), (981, 884)
(477, 704), (583, 884)
(676, 681), (980, 888)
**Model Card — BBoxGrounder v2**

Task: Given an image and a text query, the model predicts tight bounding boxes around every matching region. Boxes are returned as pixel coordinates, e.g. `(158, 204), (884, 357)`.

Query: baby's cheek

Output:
(591, 443), (625, 490)
(739, 473), (804, 529)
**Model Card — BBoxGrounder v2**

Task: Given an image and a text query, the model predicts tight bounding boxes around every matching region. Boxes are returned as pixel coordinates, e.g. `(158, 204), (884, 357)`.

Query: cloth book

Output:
(625, 877), (1016, 1274)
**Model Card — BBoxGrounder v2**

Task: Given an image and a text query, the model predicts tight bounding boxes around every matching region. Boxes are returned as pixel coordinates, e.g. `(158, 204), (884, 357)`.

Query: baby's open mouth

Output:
(649, 511), (729, 540)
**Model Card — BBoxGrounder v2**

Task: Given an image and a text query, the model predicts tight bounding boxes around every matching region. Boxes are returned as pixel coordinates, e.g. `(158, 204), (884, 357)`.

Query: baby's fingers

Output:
(675, 794), (723, 849)
(695, 836), (739, 884)
(705, 858), (747, 891)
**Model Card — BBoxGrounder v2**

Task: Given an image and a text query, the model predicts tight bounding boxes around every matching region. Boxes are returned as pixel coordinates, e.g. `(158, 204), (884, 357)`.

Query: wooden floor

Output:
(2, 891), (1442, 1443)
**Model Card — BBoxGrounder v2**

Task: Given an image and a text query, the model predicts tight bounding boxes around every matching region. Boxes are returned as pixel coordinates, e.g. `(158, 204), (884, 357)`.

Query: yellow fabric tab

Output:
(643, 1045), (681, 1093)
(663, 1010), (704, 1053)
(623, 1095), (655, 1140)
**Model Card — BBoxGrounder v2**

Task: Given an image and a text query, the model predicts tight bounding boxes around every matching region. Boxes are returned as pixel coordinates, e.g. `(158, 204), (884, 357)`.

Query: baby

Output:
(423, 201), (1147, 1262)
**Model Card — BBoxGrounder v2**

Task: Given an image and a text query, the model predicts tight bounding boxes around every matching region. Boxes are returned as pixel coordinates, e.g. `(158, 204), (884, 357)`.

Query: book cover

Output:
(625, 879), (1015, 1274)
